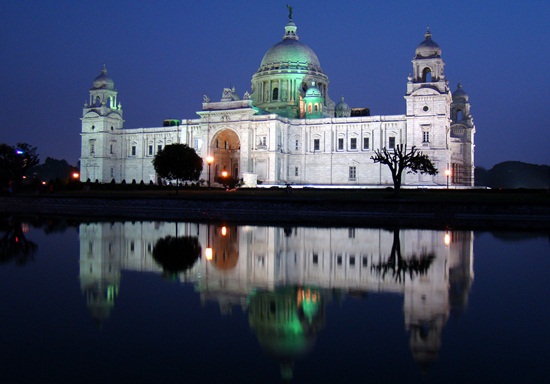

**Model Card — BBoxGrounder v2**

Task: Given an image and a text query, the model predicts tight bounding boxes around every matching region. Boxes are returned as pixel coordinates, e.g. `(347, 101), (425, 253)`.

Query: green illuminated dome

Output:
(259, 21), (322, 73)
(251, 17), (332, 119)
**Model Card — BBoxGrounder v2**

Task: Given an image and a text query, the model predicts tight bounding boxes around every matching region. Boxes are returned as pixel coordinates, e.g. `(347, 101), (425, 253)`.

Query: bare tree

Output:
(371, 144), (438, 196)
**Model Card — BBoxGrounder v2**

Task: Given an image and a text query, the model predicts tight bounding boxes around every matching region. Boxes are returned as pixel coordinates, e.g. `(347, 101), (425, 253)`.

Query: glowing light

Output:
(221, 226), (227, 236)
(41, 181), (46, 185)
(444, 232), (451, 246)
(72, 172), (80, 179)
(206, 155), (214, 164)
(445, 169), (451, 176)
(205, 247), (213, 260)
(221, 170), (228, 178)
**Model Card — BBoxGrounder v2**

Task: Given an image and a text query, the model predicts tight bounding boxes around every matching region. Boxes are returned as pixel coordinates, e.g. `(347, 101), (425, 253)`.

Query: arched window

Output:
(308, 104), (312, 114)
(272, 88), (279, 100)
(314, 104), (318, 112)
(422, 67), (432, 82)
(457, 110), (463, 121)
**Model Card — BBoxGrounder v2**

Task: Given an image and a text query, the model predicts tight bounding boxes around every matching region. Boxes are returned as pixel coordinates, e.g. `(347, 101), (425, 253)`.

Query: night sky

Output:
(1, 0), (549, 169)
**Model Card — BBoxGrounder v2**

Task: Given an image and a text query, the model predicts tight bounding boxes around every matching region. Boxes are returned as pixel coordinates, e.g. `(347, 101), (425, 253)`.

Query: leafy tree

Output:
(0, 142), (39, 192)
(152, 144), (203, 193)
(371, 144), (438, 196)
(29, 157), (77, 182)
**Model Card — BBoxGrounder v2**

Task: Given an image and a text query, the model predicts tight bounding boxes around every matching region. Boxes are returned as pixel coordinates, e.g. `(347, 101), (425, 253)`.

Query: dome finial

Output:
(425, 26), (431, 39)
(286, 4), (293, 20)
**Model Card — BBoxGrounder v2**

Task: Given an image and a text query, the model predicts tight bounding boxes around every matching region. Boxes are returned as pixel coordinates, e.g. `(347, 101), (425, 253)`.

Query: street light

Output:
(206, 156), (214, 188)
(445, 169), (451, 189)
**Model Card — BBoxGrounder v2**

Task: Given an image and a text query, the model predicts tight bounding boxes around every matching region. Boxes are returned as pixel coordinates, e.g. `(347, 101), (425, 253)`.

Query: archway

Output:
(210, 129), (241, 180)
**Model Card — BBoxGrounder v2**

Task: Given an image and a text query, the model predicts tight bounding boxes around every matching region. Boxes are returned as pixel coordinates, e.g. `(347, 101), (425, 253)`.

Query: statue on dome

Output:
(287, 4), (293, 20)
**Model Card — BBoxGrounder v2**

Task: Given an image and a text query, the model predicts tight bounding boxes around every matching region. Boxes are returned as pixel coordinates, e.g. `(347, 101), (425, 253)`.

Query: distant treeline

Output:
(475, 161), (550, 188)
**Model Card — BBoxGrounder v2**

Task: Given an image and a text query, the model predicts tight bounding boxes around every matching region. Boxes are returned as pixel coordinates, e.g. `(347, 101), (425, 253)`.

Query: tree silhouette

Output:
(152, 235), (201, 277)
(0, 142), (40, 192)
(152, 144), (203, 193)
(0, 218), (37, 265)
(371, 229), (435, 283)
(371, 145), (438, 196)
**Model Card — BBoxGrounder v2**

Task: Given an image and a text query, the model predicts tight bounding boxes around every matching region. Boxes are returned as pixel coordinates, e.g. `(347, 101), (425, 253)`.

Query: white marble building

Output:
(80, 16), (475, 187)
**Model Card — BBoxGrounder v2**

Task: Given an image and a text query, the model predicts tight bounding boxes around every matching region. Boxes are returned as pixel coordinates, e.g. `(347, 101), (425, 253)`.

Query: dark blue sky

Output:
(1, 0), (549, 168)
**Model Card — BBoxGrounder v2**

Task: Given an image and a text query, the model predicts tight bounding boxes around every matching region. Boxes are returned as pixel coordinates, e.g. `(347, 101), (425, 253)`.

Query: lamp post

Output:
(221, 170), (229, 190)
(206, 156), (214, 188)
(445, 169), (451, 189)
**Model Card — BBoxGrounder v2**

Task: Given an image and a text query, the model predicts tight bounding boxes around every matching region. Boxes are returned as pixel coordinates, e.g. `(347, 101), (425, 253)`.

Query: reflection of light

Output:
(205, 247), (213, 260)
(444, 232), (451, 246)
(221, 226), (227, 236)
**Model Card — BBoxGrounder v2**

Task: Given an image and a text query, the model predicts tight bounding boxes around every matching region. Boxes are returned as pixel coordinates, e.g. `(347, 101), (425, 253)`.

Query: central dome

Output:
(260, 38), (321, 70)
(251, 17), (332, 119)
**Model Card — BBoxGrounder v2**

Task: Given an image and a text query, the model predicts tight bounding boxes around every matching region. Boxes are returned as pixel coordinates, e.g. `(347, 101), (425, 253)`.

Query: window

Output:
(350, 138), (357, 150)
(295, 139), (299, 150)
(131, 145), (136, 156)
(295, 167), (299, 176)
(363, 137), (370, 150)
(362, 256), (368, 267)
(349, 256), (356, 266)
(90, 144), (95, 155)
(272, 87), (279, 100)
(308, 104), (312, 114)
(422, 131), (430, 143)
(337, 255), (342, 266)
(313, 139), (320, 151)
(349, 166), (356, 180)
(313, 254), (318, 264)
(224, 141), (228, 149)
(389, 136), (395, 149)
(110, 144), (114, 154)
(148, 145), (153, 156)
(110, 168), (114, 178)
(157, 145), (162, 153)
(348, 228), (355, 238)
(338, 138), (344, 150)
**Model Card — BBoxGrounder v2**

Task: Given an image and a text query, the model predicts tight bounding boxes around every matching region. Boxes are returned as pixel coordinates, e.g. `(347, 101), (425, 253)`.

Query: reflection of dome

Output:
(248, 286), (325, 381)
(92, 66), (114, 90)
(415, 28), (442, 58)
(452, 82), (469, 102)
(258, 21), (323, 73)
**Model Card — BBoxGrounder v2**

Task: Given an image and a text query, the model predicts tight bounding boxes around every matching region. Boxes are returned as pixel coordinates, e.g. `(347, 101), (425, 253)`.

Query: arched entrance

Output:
(210, 129), (240, 181)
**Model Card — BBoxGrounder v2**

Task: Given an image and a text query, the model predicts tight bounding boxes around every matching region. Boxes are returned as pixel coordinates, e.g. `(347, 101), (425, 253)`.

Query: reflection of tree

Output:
(0, 217), (37, 265)
(152, 235), (201, 276)
(371, 229), (435, 283)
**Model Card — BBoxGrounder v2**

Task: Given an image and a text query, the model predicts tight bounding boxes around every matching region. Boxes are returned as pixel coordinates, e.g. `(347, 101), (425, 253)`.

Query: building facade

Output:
(80, 17), (475, 187)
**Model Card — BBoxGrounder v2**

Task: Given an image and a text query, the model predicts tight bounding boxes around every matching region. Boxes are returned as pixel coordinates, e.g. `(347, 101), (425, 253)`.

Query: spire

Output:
(425, 26), (432, 40)
(283, 5), (298, 40)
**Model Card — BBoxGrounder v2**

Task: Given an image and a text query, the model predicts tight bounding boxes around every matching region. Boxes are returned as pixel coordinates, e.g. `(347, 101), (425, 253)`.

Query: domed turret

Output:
(452, 82), (469, 102)
(335, 96), (351, 117)
(251, 11), (332, 118)
(92, 66), (114, 90)
(415, 28), (442, 59)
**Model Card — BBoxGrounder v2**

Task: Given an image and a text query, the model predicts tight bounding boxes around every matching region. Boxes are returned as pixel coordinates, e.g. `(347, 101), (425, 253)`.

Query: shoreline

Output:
(2, 192), (549, 230)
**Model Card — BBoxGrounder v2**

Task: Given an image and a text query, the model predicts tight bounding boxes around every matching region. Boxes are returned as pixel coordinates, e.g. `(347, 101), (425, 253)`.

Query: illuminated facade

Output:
(80, 16), (475, 187)
(79, 221), (474, 375)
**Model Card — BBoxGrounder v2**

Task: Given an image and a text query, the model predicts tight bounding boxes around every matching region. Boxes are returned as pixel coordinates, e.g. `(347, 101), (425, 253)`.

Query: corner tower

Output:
(251, 13), (333, 118)
(80, 66), (124, 182)
(450, 82), (475, 185)
(404, 29), (452, 186)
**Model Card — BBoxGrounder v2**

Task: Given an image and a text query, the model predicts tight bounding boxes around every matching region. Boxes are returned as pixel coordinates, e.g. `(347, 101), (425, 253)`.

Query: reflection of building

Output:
(80, 13), (475, 187)
(79, 222), (474, 370)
